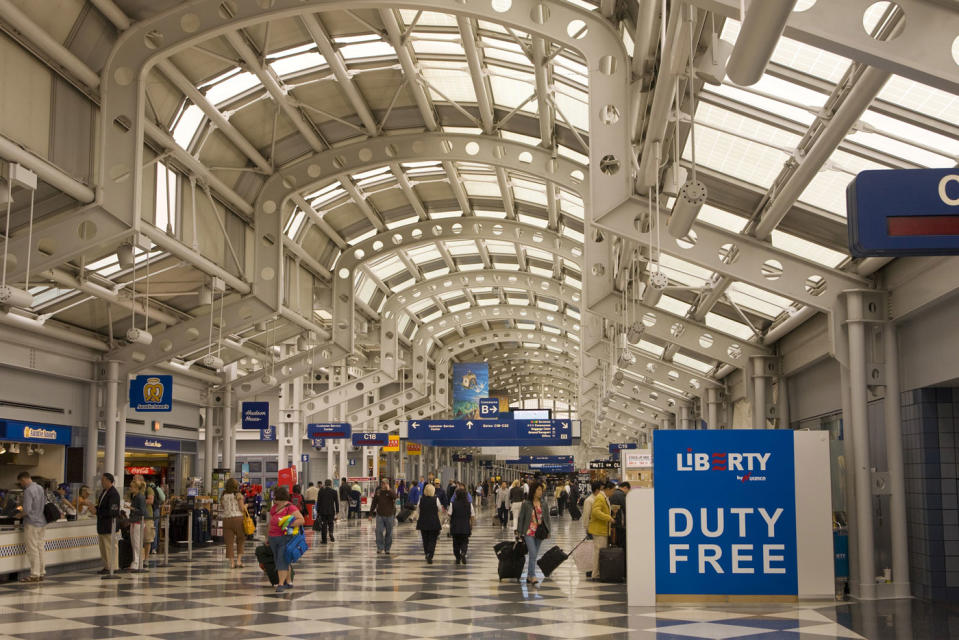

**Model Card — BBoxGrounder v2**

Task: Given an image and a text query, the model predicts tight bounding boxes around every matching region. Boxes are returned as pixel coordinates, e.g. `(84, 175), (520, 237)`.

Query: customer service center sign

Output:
(654, 430), (798, 596)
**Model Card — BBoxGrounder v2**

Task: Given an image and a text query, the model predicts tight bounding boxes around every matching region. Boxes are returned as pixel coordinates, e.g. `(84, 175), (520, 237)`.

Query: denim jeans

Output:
(524, 535), (542, 580)
(375, 515), (395, 551)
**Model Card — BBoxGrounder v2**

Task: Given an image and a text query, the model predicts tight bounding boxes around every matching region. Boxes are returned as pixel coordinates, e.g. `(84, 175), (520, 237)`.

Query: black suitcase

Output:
(598, 546), (626, 582)
(118, 538), (133, 570)
(255, 543), (295, 586)
(567, 503), (582, 520)
(536, 544), (568, 578)
(496, 540), (527, 581)
(549, 507), (558, 517)
(396, 505), (415, 523)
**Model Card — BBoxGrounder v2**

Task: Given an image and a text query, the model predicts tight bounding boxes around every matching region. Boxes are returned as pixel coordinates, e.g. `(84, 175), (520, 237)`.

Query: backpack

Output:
(43, 502), (61, 523)
(153, 484), (166, 505)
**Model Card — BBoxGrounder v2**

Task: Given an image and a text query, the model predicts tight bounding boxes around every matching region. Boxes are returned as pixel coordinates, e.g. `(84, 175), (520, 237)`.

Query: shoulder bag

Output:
(534, 507), (549, 540)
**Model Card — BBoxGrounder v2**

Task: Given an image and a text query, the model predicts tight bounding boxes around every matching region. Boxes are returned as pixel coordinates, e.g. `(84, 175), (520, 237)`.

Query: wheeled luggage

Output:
(118, 537), (133, 570)
(396, 504), (415, 523)
(255, 543), (295, 586)
(536, 545), (568, 577)
(549, 506), (559, 518)
(495, 540), (527, 581)
(567, 503), (582, 520)
(570, 538), (595, 572)
(597, 545), (626, 582)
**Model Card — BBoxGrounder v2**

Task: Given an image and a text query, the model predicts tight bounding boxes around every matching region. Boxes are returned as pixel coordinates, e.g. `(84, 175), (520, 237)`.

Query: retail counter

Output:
(0, 520), (99, 575)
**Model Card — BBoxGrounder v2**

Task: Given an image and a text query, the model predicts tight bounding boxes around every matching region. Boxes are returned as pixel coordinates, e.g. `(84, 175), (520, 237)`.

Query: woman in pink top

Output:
(268, 485), (304, 593)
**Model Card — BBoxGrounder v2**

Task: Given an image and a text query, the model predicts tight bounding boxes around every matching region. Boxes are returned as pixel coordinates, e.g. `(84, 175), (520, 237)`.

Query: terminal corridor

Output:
(0, 509), (909, 640)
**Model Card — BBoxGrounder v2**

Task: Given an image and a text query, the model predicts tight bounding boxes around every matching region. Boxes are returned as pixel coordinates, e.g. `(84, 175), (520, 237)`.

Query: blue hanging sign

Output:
(407, 418), (571, 447)
(260, 425), (276, 441)
(351, 432), (389, 447)
(452, 453), (473, 462)
(452, 363), (489, 419)
(609, 442), (638, 453)
(479, 398), (500, 418)
(125, 434), (181, 452)
(0, 421), (72, 446)
(506, 455), (575, 464)
(307, 423), (352, 439)
(654, 430), (798, 596)
(847, 169), (959, 257)
(129, 375), (173, 412)
(241, 401), (270, 429)
(301, 454), (310, 463)
(529, 463), (576, 473)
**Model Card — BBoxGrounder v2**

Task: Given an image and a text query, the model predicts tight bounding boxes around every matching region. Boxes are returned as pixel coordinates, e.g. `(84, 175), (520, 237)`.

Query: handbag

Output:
(534, 509), (549, 540)
(284, 531), (308, 564)
(243, 513), (256, 535)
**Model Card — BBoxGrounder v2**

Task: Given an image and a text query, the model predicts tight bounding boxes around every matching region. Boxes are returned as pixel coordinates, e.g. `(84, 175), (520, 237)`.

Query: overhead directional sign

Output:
(847, 169), (959, 256)
(307, 422), (351, 439)
(241, 401), (269, 429)
(351, 432), (389, 447)
(589, 459), (620, 470)
(609, 443), (638, 453)
(530, 463), (576, 473)
(452, 453), (473, 462)
(506, 455), (575, 464)
(479, 398), (500, 417)
(406, 418), (572, 447)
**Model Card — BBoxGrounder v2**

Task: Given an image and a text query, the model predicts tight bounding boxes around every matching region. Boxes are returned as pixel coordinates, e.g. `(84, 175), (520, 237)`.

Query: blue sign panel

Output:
(129, 375), (173, 412)
(530, 463), (575, 473)
(654, 430), (797, 596)
(452, 454), (473, 462)
(301, 454), (310, 463)
(351, 432), (389, 447)
(506, 455), (574, 464)
(126, 434), (181, 452)
(260, 425), (276, 441)
(479, 398), (500, 418)
(609, 442), (638, 453)
(847, 169), (959, 257)
(307, 423), (351, 439)
(407, 418), (571, 447)
(241, 401), (269, 429)
(0, 421), (72, 446)
(452, 363), (489, 419)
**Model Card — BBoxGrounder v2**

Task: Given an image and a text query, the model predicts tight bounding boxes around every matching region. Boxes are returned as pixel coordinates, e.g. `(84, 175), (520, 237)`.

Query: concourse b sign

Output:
(654, 430), (798, 596)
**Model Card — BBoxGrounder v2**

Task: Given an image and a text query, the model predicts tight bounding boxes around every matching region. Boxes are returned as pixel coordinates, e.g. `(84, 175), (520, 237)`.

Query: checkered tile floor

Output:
(2, 506), (870, 639)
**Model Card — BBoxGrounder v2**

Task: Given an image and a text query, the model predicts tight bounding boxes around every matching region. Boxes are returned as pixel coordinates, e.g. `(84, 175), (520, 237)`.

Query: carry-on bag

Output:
(396, 504), (415, 523)
(567, 503), (582, 520)
(495, 539), (527, 581)
(570, 538), (595, 572)
(597, 545), (626, 582)
(536, 545), (568, 577)
(255, 543), (295, 586)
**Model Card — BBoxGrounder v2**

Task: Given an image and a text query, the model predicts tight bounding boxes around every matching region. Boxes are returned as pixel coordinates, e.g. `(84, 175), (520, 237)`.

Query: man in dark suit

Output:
(314, 479), (339, 543)
(96, 473), (121, 574)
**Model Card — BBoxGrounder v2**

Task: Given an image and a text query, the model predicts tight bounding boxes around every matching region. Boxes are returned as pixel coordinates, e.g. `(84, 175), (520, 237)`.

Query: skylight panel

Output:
(704, 312), (754, 340)
(525, 247), (553, 262)
(204, 70), (260, 106)
(563, 275), (581, 289)
(269, 51), (326, 77)
(464, 177), (501, 198)
(798, 150), (887, 215)
(171, 105), (203, 148)
(721, 20), (852, 83)
(878, 75), (959, 123)
(335, 36), (394, 61)
(481, 36), (531, 67)
(347, 228), (377, 246)
(727, 281), (790, 318)
(707, 74), (826, 126)
(448, 301), (470, 312)
(411, 33), (466, 57)
(672, 352), (714, 374)
(356, 276), (377, 303)
(370, 255), (406, 280)
(553, 55), (589, 87)
(851, 109), (959, 167)
(399, 10), (458, 27)
(696, 204), (748, 233)
(421, 63), (477, 104)
(561, 225), (584, 243)
(386, 215), (419, 230)
(557, 145), (589, 165)
(407, 245), (442, 262)
(445, 240), (477, 257)
(499, 130), (542, 147)
(554, 89), (589, 132)
(484, 239), (515, 255)
(489, 67), (537, 112)
(529, 265), (552, 278)
(656, 254), (712, 287)
(284, 209), (306, 238)
(475, 209), (508, 219)
(421, 310), (442, 324)
(770, 229), (847, 268)
(637, 339), (665, 358)
(656, 295), (692, 317)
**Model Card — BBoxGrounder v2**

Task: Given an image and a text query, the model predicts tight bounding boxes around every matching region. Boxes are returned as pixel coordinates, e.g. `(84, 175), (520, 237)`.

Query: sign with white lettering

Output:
(653, 430), (797, 596)
(241, 401), (269, 429)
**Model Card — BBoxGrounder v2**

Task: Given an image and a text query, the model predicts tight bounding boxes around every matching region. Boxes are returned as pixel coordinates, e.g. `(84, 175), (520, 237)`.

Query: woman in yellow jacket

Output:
(587, 481), (616, 580)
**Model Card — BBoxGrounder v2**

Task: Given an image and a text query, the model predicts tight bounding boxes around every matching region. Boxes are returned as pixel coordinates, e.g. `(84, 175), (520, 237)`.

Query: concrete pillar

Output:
(204, 404), (214, 487)
(223, 382), (233, 471)
(86, 380), (100, 488)
(751, 357), (768, 428)
(114, 376), (129, 493)
(883, 322), (910, 597)
(846, 291), (877, 599)
(679, 405), (690, 430)
(706, 387), (720, 429)
(291, 374), (303, 473)
(103, 362), (119, 479)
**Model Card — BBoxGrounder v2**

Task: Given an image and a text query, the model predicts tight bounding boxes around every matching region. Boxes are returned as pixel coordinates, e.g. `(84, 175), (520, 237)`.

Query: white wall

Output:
(786, 357), (843, 423)
(898, 293), (959, 391)
(0, 366), (89, 427)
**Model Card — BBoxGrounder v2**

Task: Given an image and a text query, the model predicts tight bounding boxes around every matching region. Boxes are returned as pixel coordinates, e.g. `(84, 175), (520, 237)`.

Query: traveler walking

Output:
(508, 479), (524, 527)
(369, 479), (398, 555)
(588, 481), (616, 580)
(516, 481), (551, 585)
(304, 482), (319, 520)
(314, 479), (339, 543)
(416, 483), (443, 563)
(407, 476), (424, 508)
(96, 473), (120, 574)
(434, 479), (448, 508)
(127, 480), (147, 573)
(221, 478), (248, 568)
(268, 485), (304, 593)
(448, 488), (475, 565)
(495, 481), (510, 529)
(16, 472), (47, 582)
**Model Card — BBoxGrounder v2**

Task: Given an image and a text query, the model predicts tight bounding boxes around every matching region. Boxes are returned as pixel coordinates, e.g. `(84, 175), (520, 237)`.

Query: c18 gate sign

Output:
(654, 430), (797, 596)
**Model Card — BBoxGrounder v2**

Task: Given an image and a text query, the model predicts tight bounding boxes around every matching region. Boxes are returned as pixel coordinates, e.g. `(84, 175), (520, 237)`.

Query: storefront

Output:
(125, 435), (190, 492)
(0, 420), (72, 489)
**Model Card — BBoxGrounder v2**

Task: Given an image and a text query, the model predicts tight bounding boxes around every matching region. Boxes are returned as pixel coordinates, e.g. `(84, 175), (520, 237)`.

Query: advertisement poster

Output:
(451, 363), (489, 419)
(653, 430), (798, 596)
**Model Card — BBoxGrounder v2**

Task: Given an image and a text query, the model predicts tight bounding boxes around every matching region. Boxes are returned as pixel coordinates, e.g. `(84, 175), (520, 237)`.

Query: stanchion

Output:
(187, 510), (193, 562)
(102, 516), (121, 580)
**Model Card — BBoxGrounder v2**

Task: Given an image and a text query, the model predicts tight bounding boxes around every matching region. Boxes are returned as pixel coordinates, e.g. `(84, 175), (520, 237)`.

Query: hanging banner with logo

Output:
(654, 430), (798, 596)
(241, 401), (269, 429)
(451, 362), (489, 419)
(384, 434), (400, 452)
(129, 375), (173, 412)
(260, 425), (276, 441)
(406, 442), (422, 456)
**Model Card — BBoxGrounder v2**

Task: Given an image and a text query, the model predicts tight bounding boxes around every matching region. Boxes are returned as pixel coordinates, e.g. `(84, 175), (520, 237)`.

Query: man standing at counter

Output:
(16, 472), (46, 582)
(96, 473), (120, 574)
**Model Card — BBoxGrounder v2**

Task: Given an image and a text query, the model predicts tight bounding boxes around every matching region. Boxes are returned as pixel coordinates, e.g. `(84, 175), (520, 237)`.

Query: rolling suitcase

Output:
(567, 503), (582, 520)
(536, 545), (568, 578)
(598, 545), (626, 582)
(495, 540), (526, 581)
(118, 537), (133, 570)
(396, 504), (415, 523)
(256, 543), (295, 586)
(549, 507), (559, 517)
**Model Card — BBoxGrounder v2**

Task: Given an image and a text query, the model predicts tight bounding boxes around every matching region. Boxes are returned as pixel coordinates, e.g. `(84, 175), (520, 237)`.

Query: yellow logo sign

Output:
(143, 377), (165, 403)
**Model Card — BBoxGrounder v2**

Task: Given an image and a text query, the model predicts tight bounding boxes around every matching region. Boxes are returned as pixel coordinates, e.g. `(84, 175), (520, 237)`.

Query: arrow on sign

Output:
(466, 421), (474, 429)
(411, 421), (420, 429)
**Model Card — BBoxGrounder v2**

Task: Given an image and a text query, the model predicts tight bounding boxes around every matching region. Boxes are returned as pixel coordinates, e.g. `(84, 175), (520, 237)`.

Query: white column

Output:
(292, 374), (303, 473)
(86, 380), (100, 488)
(114, 376), (129, 493)
(751, 357), (768, 428)
(846, 291), (877, 599)
(103, 361), (119, 478)
(204, 404), (214, 486)
(223, 382), (233, 471)
(679, 405), (690, 430)
(883, 322), (910, 597)
(706, 387), (720, 429)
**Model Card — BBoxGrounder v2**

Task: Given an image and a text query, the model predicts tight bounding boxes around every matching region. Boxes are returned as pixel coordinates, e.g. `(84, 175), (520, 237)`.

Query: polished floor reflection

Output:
(0, 506), (946, 639)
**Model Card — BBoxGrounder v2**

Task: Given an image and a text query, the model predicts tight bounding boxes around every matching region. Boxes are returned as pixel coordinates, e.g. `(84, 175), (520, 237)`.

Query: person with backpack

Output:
(268, 485), (304, 593)
(127, 480), (147, 573)
(448, 488), (475, 565)
(15, 472), (47, 582)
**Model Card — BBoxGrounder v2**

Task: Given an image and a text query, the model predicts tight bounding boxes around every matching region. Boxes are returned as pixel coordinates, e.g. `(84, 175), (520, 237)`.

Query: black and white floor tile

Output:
(0, 507), (917, 639)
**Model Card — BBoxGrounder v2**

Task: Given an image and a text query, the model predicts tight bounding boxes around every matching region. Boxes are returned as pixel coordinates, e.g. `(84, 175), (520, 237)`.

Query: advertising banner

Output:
(129, 375), (173, 412)
(125, 435), (181, 452)
(384, 435), (400, 452)
(653, 430), (798, 596)
(241, 401), (269, 429)
(451, 363), (489, 419)
(406, 442), (422, 455)
(407, 418), (571, 447)
(307, 423), (351, 439)
(260, 425), (276, 441)
(0, 421), (72, 446)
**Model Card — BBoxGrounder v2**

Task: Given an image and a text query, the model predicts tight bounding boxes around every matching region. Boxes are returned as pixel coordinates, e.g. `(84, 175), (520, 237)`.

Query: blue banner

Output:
(0, 421), (72, 446)
(407, 418), (571, 447)
(452, 454), (473, 462)
(126, 434), (181, 452)
(260, 425), (276, 441)
(241, 401), (269, 429)
(507, 455), (574, 464)
(129, 375), (173, 412)
(609, 442), (638, 453)
(301, 454), (310, 463)
(308, 423), (351, 439)
(479, 398), (500, 418)
(654, 430), (798, 596)
(529, 463), (575, 472)
(351, 432), (388, 447)
(452, 363), (489, 419)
